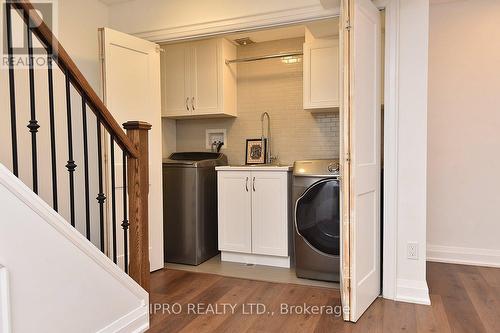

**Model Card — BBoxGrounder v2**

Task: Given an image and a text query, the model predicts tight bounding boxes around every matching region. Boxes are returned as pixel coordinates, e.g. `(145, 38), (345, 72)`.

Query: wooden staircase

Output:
(3, 0), (151, 291)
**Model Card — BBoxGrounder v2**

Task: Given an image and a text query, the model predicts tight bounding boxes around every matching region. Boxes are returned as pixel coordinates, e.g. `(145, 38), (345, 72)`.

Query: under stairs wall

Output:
(0, 163), (149, 333)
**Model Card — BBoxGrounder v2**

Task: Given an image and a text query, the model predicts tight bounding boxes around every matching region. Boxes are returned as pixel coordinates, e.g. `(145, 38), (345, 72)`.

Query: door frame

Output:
(138, 0), (401, 301)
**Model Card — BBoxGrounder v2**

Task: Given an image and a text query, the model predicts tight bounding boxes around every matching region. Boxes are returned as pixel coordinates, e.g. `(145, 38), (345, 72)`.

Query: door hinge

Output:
(155, 45), (164, 53)
(345, 152), (351, 163)
(345, 19), (352, 31)
(345, 276), (351, 290)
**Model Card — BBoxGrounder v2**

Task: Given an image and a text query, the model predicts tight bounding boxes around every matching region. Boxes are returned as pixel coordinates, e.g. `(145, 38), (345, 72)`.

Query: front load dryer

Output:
(293, 159), (340, 282)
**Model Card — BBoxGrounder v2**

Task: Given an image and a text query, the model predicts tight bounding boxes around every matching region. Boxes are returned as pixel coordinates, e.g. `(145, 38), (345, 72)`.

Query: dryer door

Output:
(295, 179), (340, 256)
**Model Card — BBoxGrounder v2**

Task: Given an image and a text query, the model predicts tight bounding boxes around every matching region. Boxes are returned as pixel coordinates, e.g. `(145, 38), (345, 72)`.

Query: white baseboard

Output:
(427, 244), (500, 268)
(0, 265), (11, 333)
(221, 252), (291, 268)
(395, 279), (430, 305)
(97, 303), (149, 333)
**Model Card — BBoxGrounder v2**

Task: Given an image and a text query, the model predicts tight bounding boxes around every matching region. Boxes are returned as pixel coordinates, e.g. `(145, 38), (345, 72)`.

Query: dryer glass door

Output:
(295, 179), (340, 256)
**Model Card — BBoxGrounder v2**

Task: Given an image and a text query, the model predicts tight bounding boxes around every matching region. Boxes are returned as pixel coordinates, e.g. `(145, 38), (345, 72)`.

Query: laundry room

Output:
(162, 18), (340, 286)
(159, 18), (348, 288)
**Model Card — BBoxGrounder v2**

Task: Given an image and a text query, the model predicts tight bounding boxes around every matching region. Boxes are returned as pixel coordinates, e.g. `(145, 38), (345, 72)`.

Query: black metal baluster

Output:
(65, 73), (76, 227)
(26, 17), (40, 194)
(47, 54), (58, 211)
(96, 119), (106, 252)
(122, 152), (129, 274)
(82, 98), (91, 239)
(6, 3), (19, 176)
(110, 137), (117, 264)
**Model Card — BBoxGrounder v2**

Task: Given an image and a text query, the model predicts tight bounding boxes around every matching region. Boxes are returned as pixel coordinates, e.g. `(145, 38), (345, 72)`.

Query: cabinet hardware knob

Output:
(191, 97), (195, 111)
(185, 97), (189, 111)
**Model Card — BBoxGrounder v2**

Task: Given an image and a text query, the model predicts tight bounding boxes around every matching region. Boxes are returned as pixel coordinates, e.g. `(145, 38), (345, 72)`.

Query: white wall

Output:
(0, 0), (109, 246)
(427, 0), (500, 267)
(392, 0), (430, 304)
(59, 0), (109, 93)
(0, 164), (148, 333)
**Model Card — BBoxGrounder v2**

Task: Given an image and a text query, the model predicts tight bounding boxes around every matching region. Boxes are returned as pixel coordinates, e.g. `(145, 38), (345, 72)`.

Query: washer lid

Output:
(163, 152), (228, 168)
(293, 159), (340, 177)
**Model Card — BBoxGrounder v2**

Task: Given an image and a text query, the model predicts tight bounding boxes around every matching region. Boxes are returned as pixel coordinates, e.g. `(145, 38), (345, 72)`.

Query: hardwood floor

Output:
(148, 262), (500, 332)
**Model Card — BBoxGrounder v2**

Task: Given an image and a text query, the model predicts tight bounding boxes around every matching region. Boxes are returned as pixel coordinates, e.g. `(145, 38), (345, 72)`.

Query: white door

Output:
(191, 39), (220, 115)
(218, 171), (252, 253)
(345, 0), (382, 322)
(163, 43), (191, 117)
(99, 27), (164, 272)
(251, 172), (288, 257)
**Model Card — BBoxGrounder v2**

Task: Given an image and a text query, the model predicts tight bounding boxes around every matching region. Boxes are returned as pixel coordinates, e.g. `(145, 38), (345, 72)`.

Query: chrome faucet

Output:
(260, 112), (271, 164)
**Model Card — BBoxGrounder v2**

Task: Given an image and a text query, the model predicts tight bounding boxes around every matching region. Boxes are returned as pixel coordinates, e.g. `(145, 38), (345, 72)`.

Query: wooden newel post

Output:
(123, 121), (152, 291)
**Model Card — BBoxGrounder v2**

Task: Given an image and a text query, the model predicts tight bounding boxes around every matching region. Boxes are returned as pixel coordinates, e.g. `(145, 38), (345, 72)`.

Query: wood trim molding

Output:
(427, 245), (500, 268)
(96, 304), (149, 333)
(133, 4), (340, 43)
(0, 265), (11, 333)
(395, 278), (431, 305)
(339, 0), (351, 321)
(378, 0), (400, 301)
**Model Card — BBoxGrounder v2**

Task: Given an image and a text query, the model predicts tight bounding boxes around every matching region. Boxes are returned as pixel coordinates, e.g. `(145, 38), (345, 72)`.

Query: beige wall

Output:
(175, 37), (339, 165)
(428, 0), (500, 265)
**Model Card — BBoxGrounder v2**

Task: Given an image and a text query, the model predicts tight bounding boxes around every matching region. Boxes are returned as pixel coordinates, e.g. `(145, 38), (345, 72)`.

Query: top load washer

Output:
(163, 152), (228, 265)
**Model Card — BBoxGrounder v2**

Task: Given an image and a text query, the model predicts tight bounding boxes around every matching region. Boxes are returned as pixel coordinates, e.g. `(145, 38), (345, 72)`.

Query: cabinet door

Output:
(191, 39), (220, 115)
(251, 172), (289, 257)
(163, 43), (191, 117)
(218, 172), (252, 253)
(303, 39), (340, 109)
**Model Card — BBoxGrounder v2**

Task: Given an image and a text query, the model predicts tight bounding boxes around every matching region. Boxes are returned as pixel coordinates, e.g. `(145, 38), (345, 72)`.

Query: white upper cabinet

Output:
(303, 21), (340, 111)
(303, 38), (340, 110)
(162, 38), (237, 118)
(163, 43), (190, 116)
(191, 39), (219, 115)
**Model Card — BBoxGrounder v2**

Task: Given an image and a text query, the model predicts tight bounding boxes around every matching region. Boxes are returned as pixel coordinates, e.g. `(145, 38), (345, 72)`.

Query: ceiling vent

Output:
(234, 37), (255, 46)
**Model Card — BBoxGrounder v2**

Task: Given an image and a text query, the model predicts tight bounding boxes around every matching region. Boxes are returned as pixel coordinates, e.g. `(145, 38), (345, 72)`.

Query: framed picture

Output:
(245, 139), (267, 165)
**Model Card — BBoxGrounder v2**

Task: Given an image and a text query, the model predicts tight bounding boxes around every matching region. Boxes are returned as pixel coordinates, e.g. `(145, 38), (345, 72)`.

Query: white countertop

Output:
(216, 165), (292, 171)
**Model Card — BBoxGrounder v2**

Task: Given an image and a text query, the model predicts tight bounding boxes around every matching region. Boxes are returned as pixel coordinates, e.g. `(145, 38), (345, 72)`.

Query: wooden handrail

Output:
(11, 0), (139, 159)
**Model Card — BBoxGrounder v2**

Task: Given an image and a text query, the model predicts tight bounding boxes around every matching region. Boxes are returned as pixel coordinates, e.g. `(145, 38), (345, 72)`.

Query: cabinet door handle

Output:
(245, 177), (249, 192)
(252, 177), (256, 192)
(185, 97), (190, 111)
(191, 97), (195, 111)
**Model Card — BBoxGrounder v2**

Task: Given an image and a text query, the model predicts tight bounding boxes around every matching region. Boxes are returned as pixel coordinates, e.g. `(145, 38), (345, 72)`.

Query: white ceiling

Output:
(226, 25), (306, 44)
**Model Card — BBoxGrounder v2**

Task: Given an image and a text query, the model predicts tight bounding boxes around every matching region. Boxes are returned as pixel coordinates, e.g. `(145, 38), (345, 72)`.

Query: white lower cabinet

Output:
(217, 168), (291, 268)
(217, 171), (252, 253)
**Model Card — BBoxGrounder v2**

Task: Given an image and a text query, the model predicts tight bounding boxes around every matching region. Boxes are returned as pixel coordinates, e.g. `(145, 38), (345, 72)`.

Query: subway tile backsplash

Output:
(175, 37), (339, 165)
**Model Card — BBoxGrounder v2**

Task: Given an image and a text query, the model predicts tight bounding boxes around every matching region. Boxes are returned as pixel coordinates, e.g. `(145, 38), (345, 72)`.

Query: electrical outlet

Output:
(407, 243), (419, 260)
